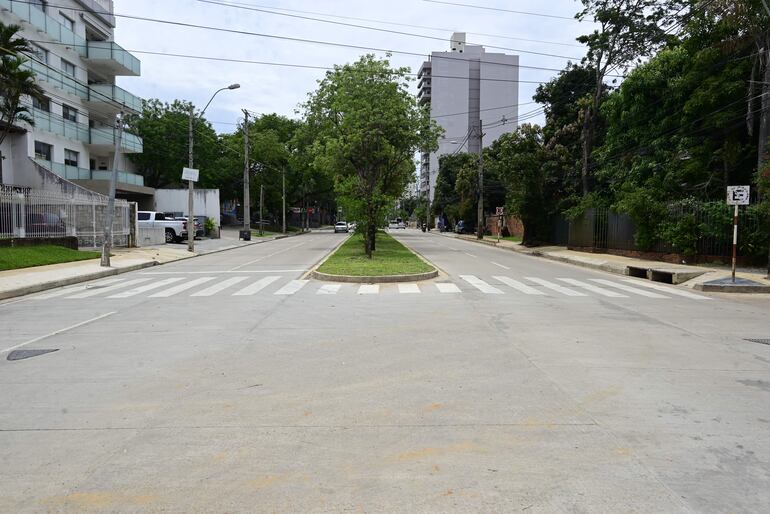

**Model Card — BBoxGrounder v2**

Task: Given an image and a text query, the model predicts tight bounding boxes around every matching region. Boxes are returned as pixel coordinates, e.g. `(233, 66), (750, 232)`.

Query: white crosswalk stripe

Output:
(460, 275), (503, 294)
(36, 278), (125, 299)
(589, 279), (669, 298)
(358, 284), (379, 295)
(232, 276), (281, 296)
(67, 278), (152, 298)
(620, 279), (711, 300)
(274, 280), (309, 295)
(191, 276), (249, 297)
(317, 284), (341, 295)
(557, 278), (628, 298)
(108, 277), (185, 299)
(494, 276), (546, 295)
(435, 282), (461, 293)
(524, 277), (586, 297)
(149, 277), (217, 298)
(398, 283), (420, 294)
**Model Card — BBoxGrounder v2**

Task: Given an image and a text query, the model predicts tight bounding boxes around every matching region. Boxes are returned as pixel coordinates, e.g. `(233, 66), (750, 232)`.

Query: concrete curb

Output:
(0, 231), (313, 301)
(310, 269), (438, 283)
(694, 282), (770, 294)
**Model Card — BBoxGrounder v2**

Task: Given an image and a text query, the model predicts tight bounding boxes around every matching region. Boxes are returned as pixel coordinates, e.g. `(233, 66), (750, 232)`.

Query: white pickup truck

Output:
(137, 211), (187, 243)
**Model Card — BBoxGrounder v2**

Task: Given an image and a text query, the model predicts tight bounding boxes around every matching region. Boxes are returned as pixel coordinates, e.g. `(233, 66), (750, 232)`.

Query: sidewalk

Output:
(436, 232), (770, 294)
(0, 228), (306, 301)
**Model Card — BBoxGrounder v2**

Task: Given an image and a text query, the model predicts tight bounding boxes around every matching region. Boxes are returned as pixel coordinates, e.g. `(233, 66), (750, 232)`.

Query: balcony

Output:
(29, 108), (90, 143)
(86, 84), (143, 114)
(89, 127), (143, 154)
(0, 0), (87, 56)
(35, 159), (145, 186)
(24, 60), (89, 100)
(85, 41), (141, 76)
(75, 0), (115, 27)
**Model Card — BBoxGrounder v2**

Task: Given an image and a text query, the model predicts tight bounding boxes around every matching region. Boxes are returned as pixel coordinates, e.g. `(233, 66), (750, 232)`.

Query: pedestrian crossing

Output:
(33, 274), (712, 302)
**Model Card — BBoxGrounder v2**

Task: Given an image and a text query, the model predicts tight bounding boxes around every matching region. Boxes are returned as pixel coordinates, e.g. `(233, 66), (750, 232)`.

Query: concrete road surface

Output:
(1, 229), (768, 513)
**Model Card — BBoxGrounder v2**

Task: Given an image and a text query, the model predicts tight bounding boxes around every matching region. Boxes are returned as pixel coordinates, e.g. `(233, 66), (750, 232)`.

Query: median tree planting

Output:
(302, 54), (441, 257)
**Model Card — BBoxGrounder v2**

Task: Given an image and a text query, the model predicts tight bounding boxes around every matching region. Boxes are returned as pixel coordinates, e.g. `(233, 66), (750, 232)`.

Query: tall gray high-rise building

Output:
(417, 33), (519, 203)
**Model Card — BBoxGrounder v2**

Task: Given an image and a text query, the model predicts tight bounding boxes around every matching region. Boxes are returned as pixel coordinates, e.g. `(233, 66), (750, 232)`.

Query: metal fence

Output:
(0, 185), (131, 248)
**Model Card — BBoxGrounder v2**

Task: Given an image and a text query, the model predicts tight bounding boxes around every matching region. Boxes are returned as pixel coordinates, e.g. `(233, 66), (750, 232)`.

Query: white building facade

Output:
(418, 33), (519, 202)
(0, 0), (151, 203)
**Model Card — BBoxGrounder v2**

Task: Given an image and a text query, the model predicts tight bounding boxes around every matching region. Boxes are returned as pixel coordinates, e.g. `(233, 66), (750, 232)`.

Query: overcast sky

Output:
(114, 0), (593, 134)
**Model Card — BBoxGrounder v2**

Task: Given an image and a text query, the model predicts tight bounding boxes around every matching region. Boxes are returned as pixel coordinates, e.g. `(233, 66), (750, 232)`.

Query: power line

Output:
(421, 0), (581, 21)
(215, 0), (584, 48)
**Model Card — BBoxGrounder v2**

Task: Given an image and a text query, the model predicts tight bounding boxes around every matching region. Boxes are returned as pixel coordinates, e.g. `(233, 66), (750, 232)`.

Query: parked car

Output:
(173, 217), (204, 238)
(24, 212), (66, 236)
(334, 221), (349, 233)
(455, 220), (473, 234)
(388, 217), (405, 229)
(137, 211), (186, 243)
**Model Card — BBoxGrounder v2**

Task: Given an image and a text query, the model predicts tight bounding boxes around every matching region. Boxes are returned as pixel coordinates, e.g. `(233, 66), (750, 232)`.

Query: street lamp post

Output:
(187, 83), (240, 252)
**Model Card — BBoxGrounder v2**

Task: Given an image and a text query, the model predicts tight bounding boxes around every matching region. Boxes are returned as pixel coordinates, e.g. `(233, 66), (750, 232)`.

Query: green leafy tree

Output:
(0, 22), (45, 183)
(302, 54), (441, 256)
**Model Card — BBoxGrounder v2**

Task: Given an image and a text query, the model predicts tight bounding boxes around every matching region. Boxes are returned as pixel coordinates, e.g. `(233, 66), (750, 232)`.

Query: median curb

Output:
(310, 268), (438, 283)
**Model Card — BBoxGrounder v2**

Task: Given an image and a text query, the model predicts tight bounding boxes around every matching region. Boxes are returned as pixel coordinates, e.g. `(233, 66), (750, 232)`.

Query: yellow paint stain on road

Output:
(615, 447), (631, 456)
(46, 491), (158, 509)
(250, 475), (281, 490)
(392, 442), (478, 463)
(424, 402), (444, 412)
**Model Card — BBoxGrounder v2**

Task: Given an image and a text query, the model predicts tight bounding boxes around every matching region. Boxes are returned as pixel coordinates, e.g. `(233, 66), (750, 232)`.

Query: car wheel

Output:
(165, 229), (175, 243)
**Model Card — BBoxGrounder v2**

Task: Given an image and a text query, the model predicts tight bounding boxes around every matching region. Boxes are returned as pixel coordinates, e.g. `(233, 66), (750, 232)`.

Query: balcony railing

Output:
(89, 127), (143, 153)
(74, 0), (115, 27)
(88, 84), (143, 113)
(0, 0), (87, 56)
(24, 60), (89, 100)
(35, 159), (145, 186)
(86, 41), (141, 76)
(29, 108), (90, 142)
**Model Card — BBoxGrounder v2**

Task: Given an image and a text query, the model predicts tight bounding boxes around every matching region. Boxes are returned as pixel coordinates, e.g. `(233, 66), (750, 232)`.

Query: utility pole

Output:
(187, 103), (195, 253)
(259, 180), (264, 237)
(282, 168), (286, 234)
(242, 109), (250, 234)
(476, 119), (484, 240)
(100, 111), (123, 267)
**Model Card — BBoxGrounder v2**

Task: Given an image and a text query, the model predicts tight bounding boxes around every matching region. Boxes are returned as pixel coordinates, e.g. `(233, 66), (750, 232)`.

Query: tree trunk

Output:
(368, 223), (376, 253)
(757, 47), (770, 197)
(580, 104), (592, 196)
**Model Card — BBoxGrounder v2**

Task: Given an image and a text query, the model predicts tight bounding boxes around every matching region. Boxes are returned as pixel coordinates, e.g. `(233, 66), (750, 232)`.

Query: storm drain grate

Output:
(7, 349), (59, 361)
(744, 339), (770, 346)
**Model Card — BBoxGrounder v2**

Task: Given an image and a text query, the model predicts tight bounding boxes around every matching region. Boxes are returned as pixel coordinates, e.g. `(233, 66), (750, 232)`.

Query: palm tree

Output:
(0, 22), (46, 184)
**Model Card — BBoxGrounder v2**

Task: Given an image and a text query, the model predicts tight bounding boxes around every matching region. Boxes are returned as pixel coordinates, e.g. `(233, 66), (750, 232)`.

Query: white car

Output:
(334, 222), (349, 233)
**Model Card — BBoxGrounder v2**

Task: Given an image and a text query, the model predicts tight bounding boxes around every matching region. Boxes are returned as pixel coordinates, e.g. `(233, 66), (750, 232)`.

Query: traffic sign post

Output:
(726, 186), (750, 283)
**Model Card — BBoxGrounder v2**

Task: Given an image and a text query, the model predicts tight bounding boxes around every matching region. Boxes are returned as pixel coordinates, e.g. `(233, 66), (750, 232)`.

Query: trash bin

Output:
(239, 230), (251, 241)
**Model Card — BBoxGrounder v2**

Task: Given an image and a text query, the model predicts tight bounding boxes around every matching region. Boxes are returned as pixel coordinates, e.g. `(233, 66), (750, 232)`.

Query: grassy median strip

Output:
(318, 231), (433, 276)
(0, 245), (101, 271)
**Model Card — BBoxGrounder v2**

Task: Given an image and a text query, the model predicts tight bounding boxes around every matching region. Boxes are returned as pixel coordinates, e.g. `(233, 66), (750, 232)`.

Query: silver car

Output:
(334, 221), (349, 233)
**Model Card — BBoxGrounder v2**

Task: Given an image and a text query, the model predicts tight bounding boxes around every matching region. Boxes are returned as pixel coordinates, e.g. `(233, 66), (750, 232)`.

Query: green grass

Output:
(251, 230), (278, 238)
(318, 231), (433, 276)
(0, 245), (101, 271)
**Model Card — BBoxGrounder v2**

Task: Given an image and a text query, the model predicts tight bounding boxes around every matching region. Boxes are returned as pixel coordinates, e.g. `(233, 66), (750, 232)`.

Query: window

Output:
(60, 59), (75, 77)
(64, 149), (78, 167)
(62, 104), (77, 122)
(34, 141), (52, 161)
(137, 212), (150, 221)
(32, 96), (50, 112)
(154, 213), (166, 221)
(30, 44), (48, 64)
(59, 12), (74, 31)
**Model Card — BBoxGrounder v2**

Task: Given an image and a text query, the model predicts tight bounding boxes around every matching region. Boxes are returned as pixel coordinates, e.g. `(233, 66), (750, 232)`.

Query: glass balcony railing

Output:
(1, 0), (87, 56)
(86, 41), (141, 76)
(29, 108), (90, 143)
(88, 84), (143, 113)
(35, 159), (145, 186)
(89, 127), (143, 153)
(23, 60), (89, 100)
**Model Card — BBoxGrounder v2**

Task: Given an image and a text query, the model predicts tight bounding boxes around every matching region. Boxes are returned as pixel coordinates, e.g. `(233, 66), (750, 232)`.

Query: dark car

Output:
(25, 212), (66, 236)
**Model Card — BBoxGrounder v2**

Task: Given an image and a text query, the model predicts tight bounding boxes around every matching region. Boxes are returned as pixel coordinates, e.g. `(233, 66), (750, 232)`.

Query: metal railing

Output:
(35, 159), (145, 186)
(86, 40), (141, 75)
(0, 185), (131, 248)
(0, 0), (87, 56)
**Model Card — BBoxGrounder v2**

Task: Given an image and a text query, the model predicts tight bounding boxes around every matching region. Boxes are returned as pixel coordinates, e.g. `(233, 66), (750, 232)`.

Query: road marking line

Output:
(108, 277), (185, 298)
(620, 279), (712, 300)
(33, 278), (126, 300)
(317, 284), (341, 295)
(464, 252), (477, 257)
(67, 278), (152, 298)
(1, 311), (116, 354)
(524, 277), (586, 297)
(149, 277), (217, 298)
(558, 278), (628, 298)
(435, 282), (461, 293)
(229, 242), (306, 271)
(589, 279), (669, 298)
(232, 276), (281, 296)
(142, 270), (308, 274)
(274, 279), (309, 295)
(494, 276), (546, 295)
(398, 283), (421, 294)
(490, 261), (511, 270)
(460, 275), (503, 294)
(191, 276), (249, 297)
(357, 284), (379, 295)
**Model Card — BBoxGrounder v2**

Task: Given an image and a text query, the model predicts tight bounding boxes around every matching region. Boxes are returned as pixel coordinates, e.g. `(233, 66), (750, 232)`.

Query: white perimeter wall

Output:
(154, 189), (220, 226)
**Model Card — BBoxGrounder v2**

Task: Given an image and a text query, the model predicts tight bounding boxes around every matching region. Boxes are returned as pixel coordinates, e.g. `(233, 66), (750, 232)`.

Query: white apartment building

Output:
(418, 33), (519, 202)
(0, 0), (151, 204)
